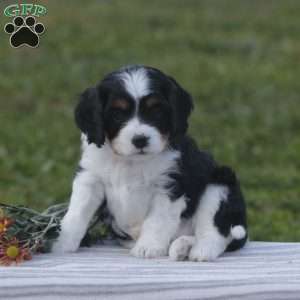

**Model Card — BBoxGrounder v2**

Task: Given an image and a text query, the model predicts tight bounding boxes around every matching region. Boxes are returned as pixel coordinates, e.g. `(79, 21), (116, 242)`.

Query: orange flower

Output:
(0, 217), (14, 236)
(0, 237), (32, 266)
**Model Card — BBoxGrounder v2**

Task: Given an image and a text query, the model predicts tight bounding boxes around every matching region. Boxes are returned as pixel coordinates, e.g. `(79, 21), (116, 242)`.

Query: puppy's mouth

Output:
(110, 143), (149, 157)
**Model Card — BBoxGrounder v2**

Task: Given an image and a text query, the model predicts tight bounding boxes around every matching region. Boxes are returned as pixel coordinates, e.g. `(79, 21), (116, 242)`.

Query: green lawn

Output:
(1, 0), (299, 241)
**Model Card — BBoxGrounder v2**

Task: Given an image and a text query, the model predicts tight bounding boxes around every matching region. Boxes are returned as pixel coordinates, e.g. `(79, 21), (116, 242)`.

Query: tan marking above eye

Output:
(111, 99), (129, 110)
(145, 96), (160, 108)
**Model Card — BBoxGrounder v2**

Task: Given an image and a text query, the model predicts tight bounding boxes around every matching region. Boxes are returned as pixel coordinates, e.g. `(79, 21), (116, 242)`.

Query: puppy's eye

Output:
(108, 99), (131, 122)
(111, 99), (129, 111)
(145, 96), (160, 108)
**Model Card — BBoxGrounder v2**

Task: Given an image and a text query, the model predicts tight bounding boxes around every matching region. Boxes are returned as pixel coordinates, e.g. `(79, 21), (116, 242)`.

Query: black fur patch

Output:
(167, 137), (216, 218)
(210, 166), (238, 187)
(75, 87), (105, 148)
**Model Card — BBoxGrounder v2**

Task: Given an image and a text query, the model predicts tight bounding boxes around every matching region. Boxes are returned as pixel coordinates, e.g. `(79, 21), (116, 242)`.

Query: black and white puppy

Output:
(52, 65), (247, 261)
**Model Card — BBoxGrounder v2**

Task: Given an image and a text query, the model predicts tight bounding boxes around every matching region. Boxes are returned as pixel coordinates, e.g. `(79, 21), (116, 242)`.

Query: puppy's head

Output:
(75, 65), (193, 157)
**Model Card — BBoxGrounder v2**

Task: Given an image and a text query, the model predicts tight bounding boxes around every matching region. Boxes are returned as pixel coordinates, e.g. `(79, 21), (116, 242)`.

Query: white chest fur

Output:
(80, 138), (180, 240)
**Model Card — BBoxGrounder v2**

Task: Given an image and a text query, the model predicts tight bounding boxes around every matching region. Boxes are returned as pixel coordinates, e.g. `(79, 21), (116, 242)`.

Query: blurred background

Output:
(1, 0), (299, 241)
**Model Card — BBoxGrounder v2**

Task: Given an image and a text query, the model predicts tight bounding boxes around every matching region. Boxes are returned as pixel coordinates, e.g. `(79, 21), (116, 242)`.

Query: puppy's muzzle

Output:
(131, 135), (149, 150)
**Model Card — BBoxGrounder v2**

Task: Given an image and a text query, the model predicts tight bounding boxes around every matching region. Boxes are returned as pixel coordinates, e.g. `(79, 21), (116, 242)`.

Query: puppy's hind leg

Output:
(189, 167), (247, 262)
(189, 184), (230, 262)
(211, 166), (248, 252)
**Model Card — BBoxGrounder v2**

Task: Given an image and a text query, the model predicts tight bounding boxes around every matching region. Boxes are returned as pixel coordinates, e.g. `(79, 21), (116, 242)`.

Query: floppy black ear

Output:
(75, 87), (105, 148)
(168, 76), (194, 140)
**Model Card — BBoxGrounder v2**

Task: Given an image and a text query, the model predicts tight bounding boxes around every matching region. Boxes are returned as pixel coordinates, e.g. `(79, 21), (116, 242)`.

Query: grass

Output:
(1, 0), (299, 242)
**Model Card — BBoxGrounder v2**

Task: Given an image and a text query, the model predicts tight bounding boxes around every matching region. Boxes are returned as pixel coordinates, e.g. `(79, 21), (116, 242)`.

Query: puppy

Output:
(52, 65), (247, 261)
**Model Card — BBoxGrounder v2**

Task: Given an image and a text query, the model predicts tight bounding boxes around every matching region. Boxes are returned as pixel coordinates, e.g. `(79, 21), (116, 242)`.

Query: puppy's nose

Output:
(132, 135), (149, 149)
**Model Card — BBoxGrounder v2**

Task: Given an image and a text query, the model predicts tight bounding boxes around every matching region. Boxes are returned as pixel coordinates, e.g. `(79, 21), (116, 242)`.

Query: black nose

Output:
(132, 135), (149, 149)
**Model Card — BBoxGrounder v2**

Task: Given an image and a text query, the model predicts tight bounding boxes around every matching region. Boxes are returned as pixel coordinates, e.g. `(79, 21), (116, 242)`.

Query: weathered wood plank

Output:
(1, 242), (300, 299)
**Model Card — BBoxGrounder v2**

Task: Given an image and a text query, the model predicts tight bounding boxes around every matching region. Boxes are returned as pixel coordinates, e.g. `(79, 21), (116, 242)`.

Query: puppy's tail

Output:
(230, 225), (246, 240)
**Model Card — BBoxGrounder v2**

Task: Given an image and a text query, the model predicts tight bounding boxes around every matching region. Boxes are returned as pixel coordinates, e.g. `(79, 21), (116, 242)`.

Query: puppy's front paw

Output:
(188, 238), (226, 262)
(130, 241), (167, 259)
(169, 235), (195, 261)
(51, 237), (79, 254)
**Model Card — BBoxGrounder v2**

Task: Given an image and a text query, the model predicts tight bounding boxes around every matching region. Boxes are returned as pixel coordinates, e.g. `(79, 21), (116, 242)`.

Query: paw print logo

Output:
(4, 16), (45, 48)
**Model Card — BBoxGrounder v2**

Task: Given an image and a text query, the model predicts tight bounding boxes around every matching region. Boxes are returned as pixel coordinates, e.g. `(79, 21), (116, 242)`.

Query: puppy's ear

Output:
(75, 87), (105, 148)
(168, 76), (194, 140)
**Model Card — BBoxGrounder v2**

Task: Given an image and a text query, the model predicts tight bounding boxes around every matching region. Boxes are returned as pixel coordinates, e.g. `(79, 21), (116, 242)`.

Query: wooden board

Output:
(1, 242), (300, 299)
